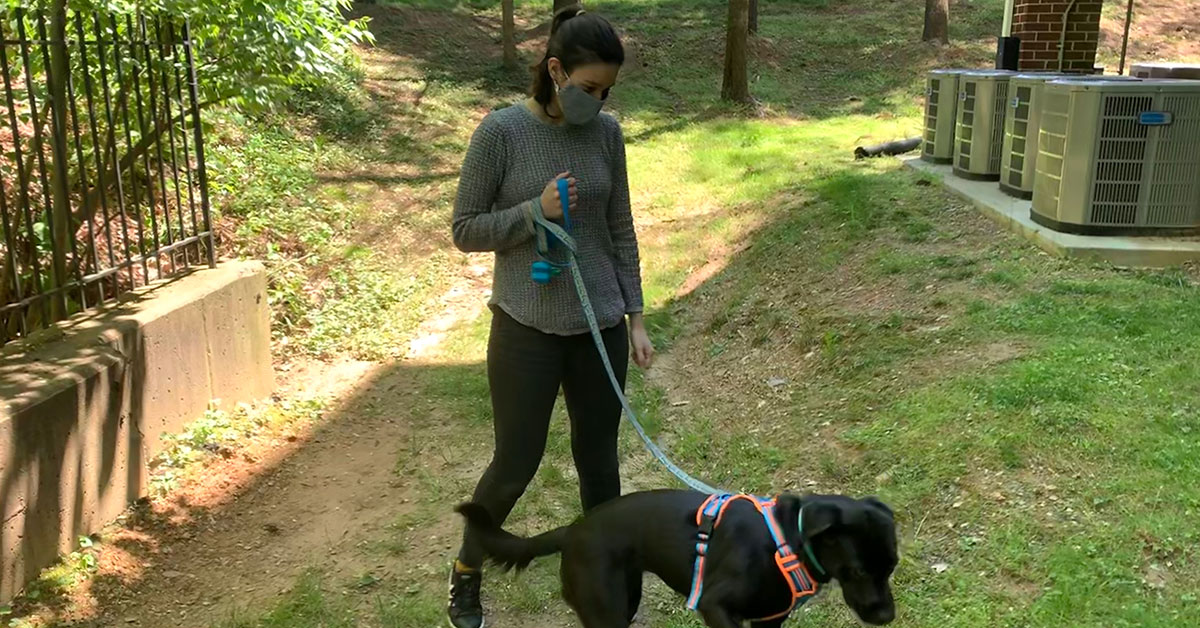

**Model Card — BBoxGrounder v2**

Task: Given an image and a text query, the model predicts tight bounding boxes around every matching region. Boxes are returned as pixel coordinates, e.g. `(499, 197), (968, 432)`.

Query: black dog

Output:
(456, 489), (898, 627)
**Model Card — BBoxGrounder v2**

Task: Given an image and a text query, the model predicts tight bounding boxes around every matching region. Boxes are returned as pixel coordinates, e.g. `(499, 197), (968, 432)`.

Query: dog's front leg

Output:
(698, 604), (744, 628)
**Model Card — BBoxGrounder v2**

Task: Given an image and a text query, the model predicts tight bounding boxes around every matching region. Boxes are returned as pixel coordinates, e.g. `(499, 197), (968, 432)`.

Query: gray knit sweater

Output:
(452, 102), (644, 336)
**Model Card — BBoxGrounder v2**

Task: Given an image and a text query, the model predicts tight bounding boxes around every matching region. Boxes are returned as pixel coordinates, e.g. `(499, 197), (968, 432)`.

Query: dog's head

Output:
(792, 494), (898, 625)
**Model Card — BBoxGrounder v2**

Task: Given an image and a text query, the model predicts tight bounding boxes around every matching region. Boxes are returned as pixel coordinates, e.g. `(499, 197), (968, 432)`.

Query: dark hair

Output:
(531, 5), (625, 117)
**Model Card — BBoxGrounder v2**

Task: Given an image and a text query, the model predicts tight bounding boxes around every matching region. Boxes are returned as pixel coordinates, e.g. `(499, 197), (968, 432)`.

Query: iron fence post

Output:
(181, 19), (214, 268)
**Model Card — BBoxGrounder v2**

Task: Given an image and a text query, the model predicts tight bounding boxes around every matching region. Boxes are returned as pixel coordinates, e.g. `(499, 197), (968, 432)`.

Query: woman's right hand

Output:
(540, 172), (577, 221)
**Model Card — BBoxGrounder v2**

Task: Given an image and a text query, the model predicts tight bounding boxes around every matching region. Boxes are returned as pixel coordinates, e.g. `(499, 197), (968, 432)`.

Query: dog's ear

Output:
(863, 496), (894, 520)
(801, 500), (839, 539)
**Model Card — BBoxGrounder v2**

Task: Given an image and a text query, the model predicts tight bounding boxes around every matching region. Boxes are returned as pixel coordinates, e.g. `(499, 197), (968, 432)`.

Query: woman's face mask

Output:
(556, 72), (606, 125)
(551, 62), (618, 126)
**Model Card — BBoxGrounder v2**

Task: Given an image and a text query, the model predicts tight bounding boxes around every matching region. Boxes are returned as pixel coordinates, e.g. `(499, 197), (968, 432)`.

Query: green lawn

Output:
(31, 0), (1200, 627)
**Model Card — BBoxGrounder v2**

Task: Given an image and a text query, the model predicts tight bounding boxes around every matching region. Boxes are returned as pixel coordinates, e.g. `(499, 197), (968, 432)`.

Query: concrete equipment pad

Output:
(905, 158), (1200, 268)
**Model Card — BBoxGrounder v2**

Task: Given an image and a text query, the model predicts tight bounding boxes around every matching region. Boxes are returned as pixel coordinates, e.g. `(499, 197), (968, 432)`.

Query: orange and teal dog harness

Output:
(685, 493), (825, 621)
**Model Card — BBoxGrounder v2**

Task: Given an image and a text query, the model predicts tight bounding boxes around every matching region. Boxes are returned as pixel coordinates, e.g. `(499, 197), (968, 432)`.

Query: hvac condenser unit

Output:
(922, 69), (971, 164)
(954, 70), (1015, 180)
(1000, 74), (1141, 199)
(1031, 80), (1200, 234)
(1130, 63), (1200, 80)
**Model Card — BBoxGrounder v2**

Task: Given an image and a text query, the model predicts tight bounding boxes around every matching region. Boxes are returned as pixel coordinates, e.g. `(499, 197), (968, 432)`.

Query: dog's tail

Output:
(454, 502), (571, 571)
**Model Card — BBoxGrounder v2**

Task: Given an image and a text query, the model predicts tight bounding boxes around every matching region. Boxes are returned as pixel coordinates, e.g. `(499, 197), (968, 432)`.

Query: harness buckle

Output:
(775, 550), (817, 596)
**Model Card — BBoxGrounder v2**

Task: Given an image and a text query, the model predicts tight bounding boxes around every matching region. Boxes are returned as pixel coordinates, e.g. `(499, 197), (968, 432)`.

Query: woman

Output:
(447, 6), (650, 628)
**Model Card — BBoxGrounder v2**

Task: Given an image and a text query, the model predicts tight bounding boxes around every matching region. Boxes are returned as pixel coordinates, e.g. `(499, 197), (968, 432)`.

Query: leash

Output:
(528, 189), (835, 620)
(531, 178), (720, 495)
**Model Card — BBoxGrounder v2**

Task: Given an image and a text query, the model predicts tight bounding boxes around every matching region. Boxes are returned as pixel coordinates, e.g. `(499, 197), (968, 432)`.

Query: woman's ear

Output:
(547, 57), (566, 87)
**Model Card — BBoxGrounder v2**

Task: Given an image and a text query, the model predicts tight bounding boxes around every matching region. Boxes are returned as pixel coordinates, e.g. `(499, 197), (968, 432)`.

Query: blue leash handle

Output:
(531, 205), (720, 495)
(557, 177), (573, 233)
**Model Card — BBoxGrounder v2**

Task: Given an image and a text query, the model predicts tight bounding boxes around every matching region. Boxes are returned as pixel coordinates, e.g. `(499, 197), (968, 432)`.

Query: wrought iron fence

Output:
(0, 8), (212, 344)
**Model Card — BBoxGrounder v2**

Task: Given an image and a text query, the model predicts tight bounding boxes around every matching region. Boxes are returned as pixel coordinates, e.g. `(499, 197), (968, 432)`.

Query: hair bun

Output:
(551, 4), (585, 35)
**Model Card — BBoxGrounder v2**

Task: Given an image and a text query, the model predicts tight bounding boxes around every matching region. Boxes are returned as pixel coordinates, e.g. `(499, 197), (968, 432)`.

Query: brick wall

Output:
(1011, 0), (1102, 73)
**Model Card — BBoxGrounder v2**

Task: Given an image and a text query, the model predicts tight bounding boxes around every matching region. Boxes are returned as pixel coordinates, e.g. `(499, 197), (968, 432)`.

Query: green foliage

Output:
(150, 398), (326, 496)
(287, 63), (379, 140)
(0, 0), (371, 342)
(9, 535), (100, 618)
(59, 0), (375, 112)
(178, 0), (373, 111)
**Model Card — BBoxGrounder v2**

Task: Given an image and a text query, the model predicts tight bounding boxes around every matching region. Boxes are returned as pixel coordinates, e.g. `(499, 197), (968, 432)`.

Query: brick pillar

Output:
(1011, 0), (1102, 73)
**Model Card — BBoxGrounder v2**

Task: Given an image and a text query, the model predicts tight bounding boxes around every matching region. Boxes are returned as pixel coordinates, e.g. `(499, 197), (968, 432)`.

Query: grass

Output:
(207, 62), (458, 361)
(220, 1), (1200, 626)
(149, 397), (328, 496)
(18, 0), (1200, 626)
(222, 572), (358, 628)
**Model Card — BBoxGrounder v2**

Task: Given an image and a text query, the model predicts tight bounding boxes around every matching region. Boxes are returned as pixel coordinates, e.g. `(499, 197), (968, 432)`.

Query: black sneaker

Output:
(448, 566), (484, 628)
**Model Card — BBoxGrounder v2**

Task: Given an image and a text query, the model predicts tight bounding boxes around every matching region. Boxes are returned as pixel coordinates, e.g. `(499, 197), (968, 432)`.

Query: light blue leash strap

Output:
(532, 189), (720, 496)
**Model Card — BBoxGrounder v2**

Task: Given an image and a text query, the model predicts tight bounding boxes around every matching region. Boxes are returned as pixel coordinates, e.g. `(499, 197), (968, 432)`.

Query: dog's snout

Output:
(861, 603), (895, 625)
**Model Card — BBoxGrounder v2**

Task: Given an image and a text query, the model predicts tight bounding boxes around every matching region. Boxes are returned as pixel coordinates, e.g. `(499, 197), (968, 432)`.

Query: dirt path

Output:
(50, 273), (500, 628)
(83, 361), (400, 626)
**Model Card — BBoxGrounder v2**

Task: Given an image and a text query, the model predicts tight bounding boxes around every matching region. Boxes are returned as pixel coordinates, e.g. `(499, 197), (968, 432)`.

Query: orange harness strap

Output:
(684, 494), (820, 621)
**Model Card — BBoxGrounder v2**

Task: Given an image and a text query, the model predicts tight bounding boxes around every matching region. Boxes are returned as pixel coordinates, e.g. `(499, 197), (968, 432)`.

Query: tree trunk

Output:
(749, 0), (758, 35)
(47, 0), (72, 319)
(722, 0), (751, 103)
(922, 0), (949, 45)
(502, 0), (517, 68)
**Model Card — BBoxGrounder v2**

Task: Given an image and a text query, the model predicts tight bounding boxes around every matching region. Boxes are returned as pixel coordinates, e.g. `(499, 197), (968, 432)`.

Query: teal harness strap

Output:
(798, 506), (828, 578)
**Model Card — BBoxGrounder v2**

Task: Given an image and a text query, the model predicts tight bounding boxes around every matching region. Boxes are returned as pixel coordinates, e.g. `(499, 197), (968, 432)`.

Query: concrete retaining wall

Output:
(0, 260), (274, 602)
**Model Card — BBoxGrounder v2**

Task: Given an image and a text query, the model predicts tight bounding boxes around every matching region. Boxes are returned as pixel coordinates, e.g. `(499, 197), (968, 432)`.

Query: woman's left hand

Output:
(629, 314), (654, 369)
